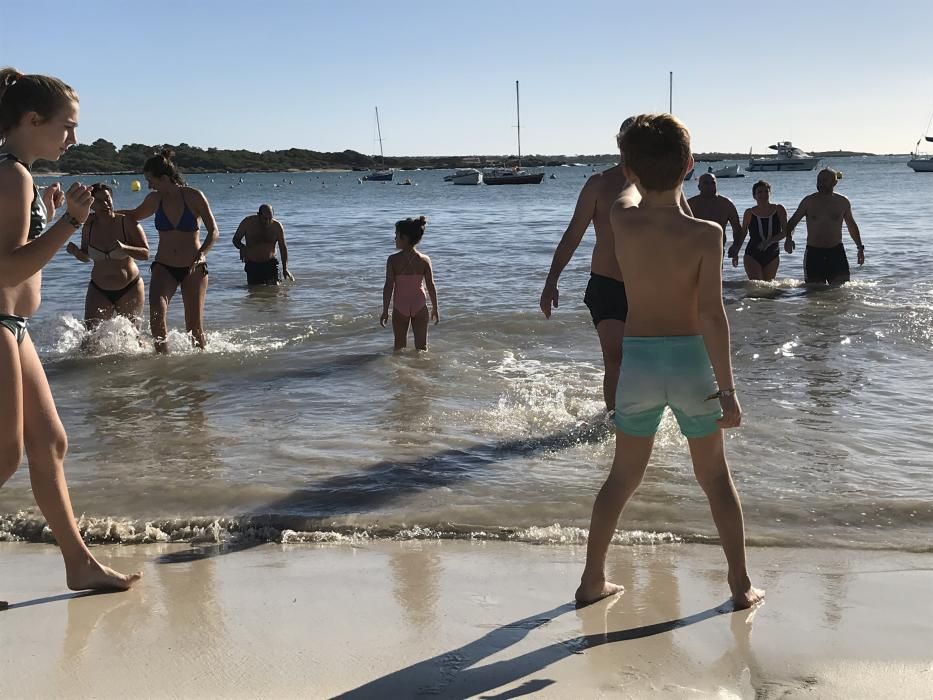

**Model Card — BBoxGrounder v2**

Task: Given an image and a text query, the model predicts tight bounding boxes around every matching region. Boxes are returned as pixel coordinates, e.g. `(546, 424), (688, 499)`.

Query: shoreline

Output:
(2, 540), (930, 697)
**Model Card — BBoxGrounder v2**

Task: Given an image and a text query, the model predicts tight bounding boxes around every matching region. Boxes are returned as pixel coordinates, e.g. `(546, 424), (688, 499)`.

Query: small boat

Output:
(708, 163), (745, 178)
(396, 178), (415, 186)
(484, 81), (544, 186)
(907, 106), (933, 172)
(444, 168), (483, 185)
(747, 142), (820, 172)
(362, 107), (394, 182)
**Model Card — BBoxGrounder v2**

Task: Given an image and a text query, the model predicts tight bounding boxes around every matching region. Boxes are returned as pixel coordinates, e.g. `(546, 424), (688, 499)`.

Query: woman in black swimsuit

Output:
(0, 68), (140, 606)
(66, 183), (149, 328)
(728, 180), (788, 281)
(123, 150), (219, 353)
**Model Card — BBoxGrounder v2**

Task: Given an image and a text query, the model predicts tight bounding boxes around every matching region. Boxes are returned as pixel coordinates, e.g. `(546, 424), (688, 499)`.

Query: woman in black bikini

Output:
(728, 180), (788, 281)
(0, 68), (141, 607)
(66, 183), (149, 328)
(123, 150), (219, 353)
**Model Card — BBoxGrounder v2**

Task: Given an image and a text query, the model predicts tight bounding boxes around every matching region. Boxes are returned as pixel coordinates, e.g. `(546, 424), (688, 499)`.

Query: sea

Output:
(1, 157), (930, 554)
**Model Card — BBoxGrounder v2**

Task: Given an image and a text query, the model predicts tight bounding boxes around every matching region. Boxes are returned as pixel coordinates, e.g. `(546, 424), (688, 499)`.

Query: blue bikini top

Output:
(154, 189), (198, 232)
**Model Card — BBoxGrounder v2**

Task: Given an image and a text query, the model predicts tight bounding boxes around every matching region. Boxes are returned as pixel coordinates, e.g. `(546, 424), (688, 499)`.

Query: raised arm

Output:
(540, 177), (598, 317)
(276, 222), (294, 281)
(842, 198), (864, 265)
(0, 168), (89, 285)
(120, 191), (160, 221)
(380, 258), (395, 327)
(423, 255), (439, 324)
(696, 224), (740, 428)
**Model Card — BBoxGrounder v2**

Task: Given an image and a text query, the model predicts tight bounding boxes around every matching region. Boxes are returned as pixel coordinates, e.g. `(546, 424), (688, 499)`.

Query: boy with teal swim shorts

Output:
(575, 114), (764, 611)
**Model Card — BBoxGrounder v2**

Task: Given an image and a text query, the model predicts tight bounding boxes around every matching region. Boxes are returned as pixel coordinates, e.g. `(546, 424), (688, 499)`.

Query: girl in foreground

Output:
(381, 216), (439, 350)
(0, 68), (141, 608)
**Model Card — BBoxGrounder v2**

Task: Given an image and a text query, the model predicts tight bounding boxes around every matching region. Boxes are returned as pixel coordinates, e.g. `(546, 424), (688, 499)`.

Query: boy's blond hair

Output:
(619, 113), (691, 192)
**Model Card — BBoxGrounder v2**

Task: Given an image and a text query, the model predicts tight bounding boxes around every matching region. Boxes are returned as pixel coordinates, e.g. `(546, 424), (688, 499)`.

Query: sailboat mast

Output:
(375, 106), (385, 167)
(669, 71), (673, 113)
(515, 80), (522, 168)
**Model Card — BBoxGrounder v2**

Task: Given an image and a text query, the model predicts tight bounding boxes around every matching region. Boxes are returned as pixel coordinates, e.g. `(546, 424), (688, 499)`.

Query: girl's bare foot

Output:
(731, 585), (765, 610)
(66, 557), (142, 592)
(575, 580), (624, 606)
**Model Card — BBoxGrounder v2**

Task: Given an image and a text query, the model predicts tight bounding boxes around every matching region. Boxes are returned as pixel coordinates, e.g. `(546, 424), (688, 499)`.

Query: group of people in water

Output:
(1, 66), (865, 612)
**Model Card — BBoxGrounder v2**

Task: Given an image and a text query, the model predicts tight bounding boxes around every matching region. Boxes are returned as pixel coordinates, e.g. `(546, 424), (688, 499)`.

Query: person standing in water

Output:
(0, 68), (141, 608)
(688, 173), (742, 249)
(66, 183), (149, 327)
(728, 180), (788, 281)
(783, 168), (865, 285)
(232, 204), (294, 285)
(381, 216), (439, 350)
(540, 118), (693, 414)
(575, 113), (763, 611)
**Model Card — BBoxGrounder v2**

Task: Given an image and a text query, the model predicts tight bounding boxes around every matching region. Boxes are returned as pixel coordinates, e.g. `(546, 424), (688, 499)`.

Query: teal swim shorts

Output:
(614, 336), (722, 438)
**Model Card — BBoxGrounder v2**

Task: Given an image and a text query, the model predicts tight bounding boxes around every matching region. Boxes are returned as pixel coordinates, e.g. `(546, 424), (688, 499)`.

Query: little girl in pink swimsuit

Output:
(380, 216), (439, 350)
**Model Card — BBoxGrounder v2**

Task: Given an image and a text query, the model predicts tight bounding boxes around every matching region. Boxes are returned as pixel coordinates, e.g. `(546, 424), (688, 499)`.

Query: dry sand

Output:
(1, 540), (930, 698)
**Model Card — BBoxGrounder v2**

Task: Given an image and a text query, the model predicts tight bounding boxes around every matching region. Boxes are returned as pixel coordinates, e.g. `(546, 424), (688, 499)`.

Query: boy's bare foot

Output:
(731, 586), (765, 610)
(575, 580), (624, 606)
(66, 558), (142, 592)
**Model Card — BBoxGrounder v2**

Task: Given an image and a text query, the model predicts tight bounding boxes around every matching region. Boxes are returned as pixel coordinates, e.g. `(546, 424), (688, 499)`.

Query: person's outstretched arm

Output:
(784, 197), (808, 253)
(540, 177), (598, 317)
(728, 210), (752, 265)
(697, 223), (741, 428)
(424, 256), (439, 324)
(116, 218), (150, 261)
(727, 200), (743, 247)
(842, 198), (865, 266)
(120, 192), (159, 221)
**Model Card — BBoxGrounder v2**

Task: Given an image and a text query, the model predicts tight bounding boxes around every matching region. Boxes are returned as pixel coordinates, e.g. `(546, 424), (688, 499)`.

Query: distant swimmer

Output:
(66, 183), (149, 327)
(232, 204), (294, 286)
(540, 117), (693, 413)
(381, 216), (439, 351)
(727, 180), (788, 281)
(784, 168), (864, 285)
(688, 173), (742, 249)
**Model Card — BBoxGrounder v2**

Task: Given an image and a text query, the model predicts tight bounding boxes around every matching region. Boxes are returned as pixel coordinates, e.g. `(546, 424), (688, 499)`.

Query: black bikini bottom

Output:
(152, 260), (208, 284)
(90, 277), (141, 306)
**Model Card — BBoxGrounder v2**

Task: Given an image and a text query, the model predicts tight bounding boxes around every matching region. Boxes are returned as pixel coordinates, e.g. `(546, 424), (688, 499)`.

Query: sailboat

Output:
(907, 107), (933, 172)
(669, 71), (695, 181)
(362, 107), (393, 182)
(484, 81), (544, 185)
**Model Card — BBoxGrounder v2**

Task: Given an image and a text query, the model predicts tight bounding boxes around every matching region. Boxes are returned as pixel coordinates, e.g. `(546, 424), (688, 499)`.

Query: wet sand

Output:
(1, 540), (930, 698)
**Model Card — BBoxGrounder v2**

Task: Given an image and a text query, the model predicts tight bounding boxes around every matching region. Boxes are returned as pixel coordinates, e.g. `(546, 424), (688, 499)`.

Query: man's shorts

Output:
(245, 258), (280, 285)
(804, 244), (849, 284)
(583, 273), (628, 327)
(614, 336), (722, 438)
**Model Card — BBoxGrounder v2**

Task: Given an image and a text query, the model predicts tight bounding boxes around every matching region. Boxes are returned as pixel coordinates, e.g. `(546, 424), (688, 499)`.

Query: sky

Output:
(3, 0), (932, 156)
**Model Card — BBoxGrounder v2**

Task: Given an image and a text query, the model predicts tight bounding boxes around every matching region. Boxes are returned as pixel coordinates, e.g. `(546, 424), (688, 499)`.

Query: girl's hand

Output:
(189, 252), (207, 275)
(431, 308), (440, 325)
(65, 182), (93, 223)
(380, 311), (389, 327)
(42, 183), (65, 218)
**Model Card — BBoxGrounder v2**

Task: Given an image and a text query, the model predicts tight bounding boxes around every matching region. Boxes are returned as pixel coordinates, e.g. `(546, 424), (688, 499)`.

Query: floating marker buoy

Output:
(130, 180), (141, 192)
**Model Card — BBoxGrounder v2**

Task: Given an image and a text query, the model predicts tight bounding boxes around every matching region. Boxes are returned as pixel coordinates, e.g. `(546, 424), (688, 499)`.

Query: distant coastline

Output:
(33, 139), (893, 175)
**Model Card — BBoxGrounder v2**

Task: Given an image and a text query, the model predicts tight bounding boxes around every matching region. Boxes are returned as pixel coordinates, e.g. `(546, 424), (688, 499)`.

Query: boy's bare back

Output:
(611, 201), (724, 337)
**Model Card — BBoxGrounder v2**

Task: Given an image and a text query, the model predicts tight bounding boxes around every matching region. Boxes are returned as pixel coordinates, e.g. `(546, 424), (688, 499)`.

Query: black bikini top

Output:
(2, 153), (47, 239)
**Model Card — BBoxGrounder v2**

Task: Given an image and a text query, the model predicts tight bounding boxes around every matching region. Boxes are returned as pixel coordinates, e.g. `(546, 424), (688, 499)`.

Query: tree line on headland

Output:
(33, 139), (877, 175)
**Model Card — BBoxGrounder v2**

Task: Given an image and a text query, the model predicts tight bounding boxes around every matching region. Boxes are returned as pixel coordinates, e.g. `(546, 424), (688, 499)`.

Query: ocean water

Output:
(1, 158), (930, 552)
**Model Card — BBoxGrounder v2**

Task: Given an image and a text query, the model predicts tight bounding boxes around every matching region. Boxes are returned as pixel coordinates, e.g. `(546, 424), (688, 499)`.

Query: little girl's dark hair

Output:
(396, 215), (427, 245)
(143, 148), (185, 186)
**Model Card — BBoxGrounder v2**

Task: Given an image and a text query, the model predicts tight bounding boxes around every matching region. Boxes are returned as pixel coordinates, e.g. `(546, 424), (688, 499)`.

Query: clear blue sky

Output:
(3, 0), (931, 155)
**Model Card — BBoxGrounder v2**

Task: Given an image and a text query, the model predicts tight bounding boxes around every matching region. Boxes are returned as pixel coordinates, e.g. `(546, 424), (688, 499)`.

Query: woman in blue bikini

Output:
(66, 183), (149, 328)
(0, 67), (141, 607)
(123, 150), (219, 353)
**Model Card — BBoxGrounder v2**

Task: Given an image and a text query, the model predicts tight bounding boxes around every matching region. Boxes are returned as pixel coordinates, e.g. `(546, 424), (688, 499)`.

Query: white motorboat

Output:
(707, 163), (745, 178)
(444, 168), (483, 185)
(747, 142), (820, 172)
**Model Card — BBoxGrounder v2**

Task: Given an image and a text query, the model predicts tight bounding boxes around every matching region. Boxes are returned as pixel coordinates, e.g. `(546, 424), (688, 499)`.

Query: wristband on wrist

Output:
(62, 213), (84, 229)
(706, 387), (736, 401)
(857, 245), (865, 251)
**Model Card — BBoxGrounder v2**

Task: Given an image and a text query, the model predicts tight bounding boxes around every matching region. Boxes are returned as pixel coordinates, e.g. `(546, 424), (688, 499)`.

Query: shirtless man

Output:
(783, 169), (864, 284)
(576, 113), (763, 611)
(232, 204), (294, 285)
(688, 173), (742, 248)
(540, 118), (692, 412)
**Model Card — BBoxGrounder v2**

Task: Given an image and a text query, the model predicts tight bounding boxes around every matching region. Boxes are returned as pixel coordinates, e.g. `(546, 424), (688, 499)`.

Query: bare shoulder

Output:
(0, 158), (31, 190)
(690, 217), (724, 246)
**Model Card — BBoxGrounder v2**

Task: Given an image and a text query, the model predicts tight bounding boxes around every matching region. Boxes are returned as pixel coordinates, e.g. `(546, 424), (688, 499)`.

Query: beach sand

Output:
(1, 540), (930, 698)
